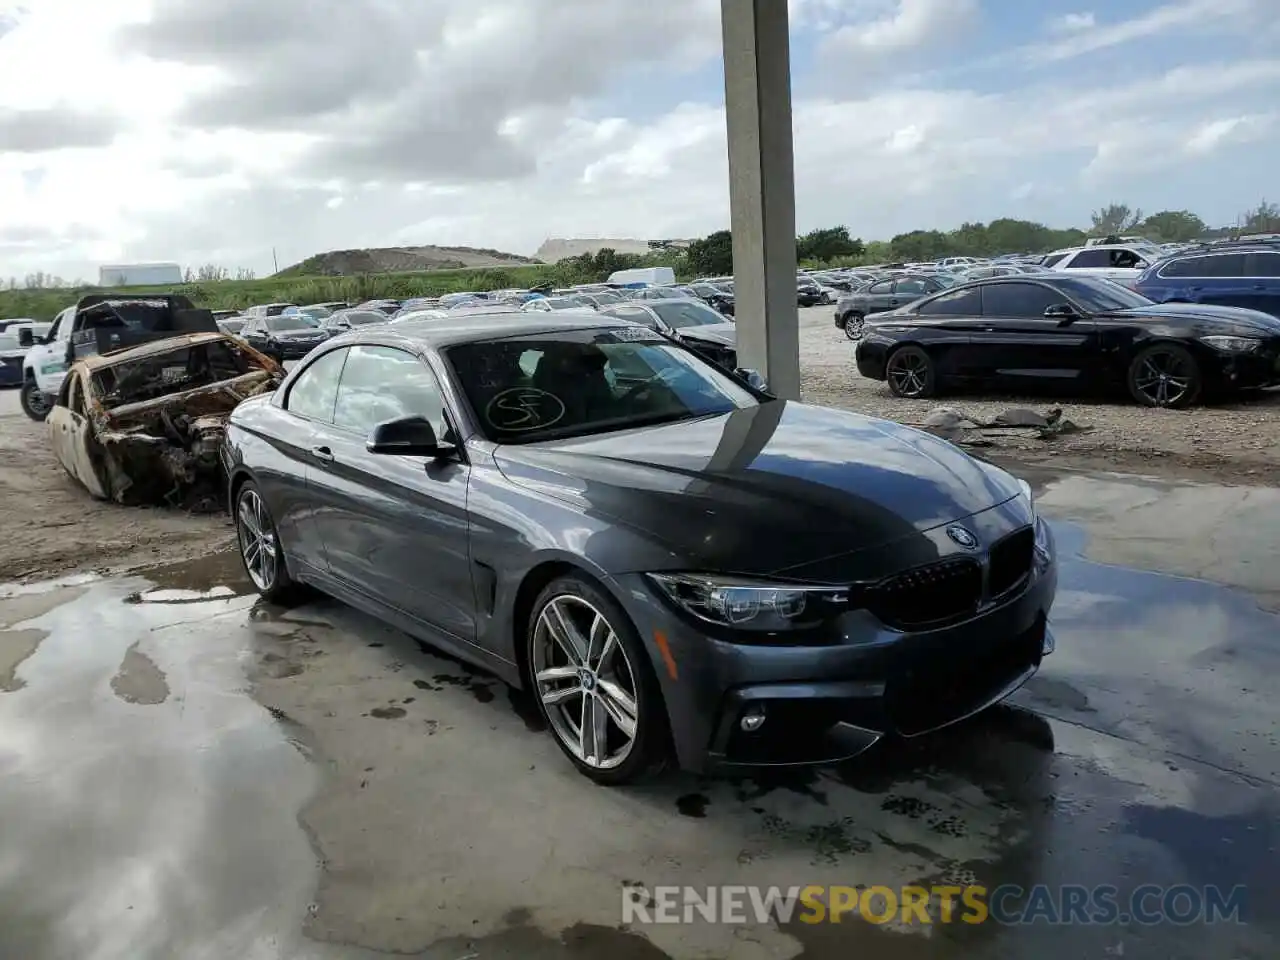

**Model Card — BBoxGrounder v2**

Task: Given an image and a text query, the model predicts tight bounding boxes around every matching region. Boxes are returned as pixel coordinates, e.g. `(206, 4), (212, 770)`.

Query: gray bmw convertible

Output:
(222, 310), (1057, 785)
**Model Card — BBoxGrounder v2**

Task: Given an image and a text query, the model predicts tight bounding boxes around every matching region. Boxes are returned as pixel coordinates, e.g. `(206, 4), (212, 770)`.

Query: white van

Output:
(607, 267), (676, 287)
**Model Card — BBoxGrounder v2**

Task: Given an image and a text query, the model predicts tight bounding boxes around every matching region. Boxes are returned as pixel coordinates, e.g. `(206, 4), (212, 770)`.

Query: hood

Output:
(493, 401), (1020, 576)
(1112, 302), (1280, 335)
(271, 328), (328, 340)
(678, 323), (737, 347)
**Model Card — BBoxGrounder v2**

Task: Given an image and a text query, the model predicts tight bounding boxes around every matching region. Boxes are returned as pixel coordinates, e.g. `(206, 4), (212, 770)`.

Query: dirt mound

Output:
(278, 245), (540, 277)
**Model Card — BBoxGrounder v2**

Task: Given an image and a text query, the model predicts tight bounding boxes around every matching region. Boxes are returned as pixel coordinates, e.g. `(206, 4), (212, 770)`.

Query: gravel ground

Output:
(796, 306), (1280, 485)
(0, 311), (1275, 583)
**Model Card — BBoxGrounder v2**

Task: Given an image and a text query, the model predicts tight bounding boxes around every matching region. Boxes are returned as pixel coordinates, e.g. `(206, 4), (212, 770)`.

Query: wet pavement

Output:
(0, 467), (1277, 960)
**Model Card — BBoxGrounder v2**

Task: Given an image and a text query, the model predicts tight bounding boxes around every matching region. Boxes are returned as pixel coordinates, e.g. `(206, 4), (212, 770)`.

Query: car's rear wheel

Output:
(20, 379), (50, 422)
(1127, 343), (1201, 408)
(843, 312), (865, 341)
(528, 575), (668, 785)
(235, 481), (298, 602)
(885, 345), (937, 399)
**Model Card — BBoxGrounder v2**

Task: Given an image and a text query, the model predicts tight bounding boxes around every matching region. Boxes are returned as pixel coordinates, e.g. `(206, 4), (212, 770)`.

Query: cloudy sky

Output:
(0, 0), (1276, 280)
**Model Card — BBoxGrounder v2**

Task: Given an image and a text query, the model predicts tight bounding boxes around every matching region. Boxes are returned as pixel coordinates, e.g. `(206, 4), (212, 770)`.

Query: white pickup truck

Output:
(18, 304), (78, 420)
(19, 294), (214, 421)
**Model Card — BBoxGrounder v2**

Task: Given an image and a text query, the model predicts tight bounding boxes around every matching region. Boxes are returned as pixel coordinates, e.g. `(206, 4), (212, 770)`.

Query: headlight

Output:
(1201, 335), (1260, 353)
(1017, 478), (1035, 514)
(647, 573), (849, 632)
(1033, 515), (1053, 572)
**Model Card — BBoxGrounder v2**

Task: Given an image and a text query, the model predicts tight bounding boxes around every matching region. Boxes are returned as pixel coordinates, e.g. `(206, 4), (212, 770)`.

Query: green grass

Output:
(0, 263), (568, 321)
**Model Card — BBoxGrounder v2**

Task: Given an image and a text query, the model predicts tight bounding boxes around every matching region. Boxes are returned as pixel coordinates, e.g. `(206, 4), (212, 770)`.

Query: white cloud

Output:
(1184, 114), (1275, 155)
(1049, 12), (1096, 33)
(0, 0), (1276, 282)
(824, 0), (979, 54)
(1028, 0), (1261, 62)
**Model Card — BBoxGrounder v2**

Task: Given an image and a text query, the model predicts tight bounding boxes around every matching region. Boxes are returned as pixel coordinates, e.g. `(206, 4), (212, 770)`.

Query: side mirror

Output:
(366, 416), (454, 458)
(1044, 303), (1077, 322)
(734, 367), (769, 391)
(18, 328), (34, 348)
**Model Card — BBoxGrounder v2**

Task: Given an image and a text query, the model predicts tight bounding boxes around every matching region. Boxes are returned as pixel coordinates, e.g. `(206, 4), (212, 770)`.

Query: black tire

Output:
(885, 345), (937, 399)
(843, 312), (865, 341)
(527, 574), (670, 785)
(20, 378), (50, 422)
(233, 480), (300, 602)
(1127, 343), (1201, 408)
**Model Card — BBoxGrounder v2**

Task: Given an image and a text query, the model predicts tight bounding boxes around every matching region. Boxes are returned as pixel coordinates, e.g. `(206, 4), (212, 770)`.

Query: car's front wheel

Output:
(1127, 343), (1201, 408)
(885, 345), (937, 399)
(20, 378), (50, 422)
(528, 575), (668, 785)
(235, 480), (298, 602)
(843, 312), (865, 341)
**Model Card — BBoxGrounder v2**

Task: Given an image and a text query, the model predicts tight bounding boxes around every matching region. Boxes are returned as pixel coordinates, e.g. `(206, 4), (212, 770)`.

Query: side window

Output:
(1064, 249), (1110, 268)
(69, 374), (87, 415)
(894, 278), (927, 296)
(1204, 253), (1247, 277)
(867, 280), (894, 294)
(1111, 249), (1143, 269)
(55, 372), (75, 409)
(1160, 257), (1202, 278)
(1248, 252), (1280, 277)
(915, 287), (982, 316)
(46, 312), (65, 342)
(1041, 253), (1070, 268)
(332, 345), (448, 440)
(981, 283), (1063, 318)
(286, 348), (347, 422)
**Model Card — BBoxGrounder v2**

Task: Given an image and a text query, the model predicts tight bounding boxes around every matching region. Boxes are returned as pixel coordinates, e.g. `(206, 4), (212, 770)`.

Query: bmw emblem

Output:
(946, 525), (979, 549)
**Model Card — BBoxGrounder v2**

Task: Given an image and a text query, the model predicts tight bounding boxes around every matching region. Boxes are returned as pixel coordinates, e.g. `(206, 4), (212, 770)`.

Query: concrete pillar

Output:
(720, 0), (800, 399)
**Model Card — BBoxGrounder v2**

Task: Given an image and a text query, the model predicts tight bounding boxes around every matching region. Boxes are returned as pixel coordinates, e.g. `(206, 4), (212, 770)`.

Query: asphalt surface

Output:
(1, 466), (1277, 960)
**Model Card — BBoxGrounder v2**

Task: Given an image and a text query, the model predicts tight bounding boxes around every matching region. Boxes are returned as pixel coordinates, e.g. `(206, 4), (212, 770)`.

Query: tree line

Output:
(4, 201), (1278, 319)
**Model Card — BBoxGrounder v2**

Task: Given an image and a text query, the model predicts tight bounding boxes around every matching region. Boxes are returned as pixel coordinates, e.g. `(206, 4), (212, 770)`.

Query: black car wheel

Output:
(843, 312), (865, 342)
(1127, 343), (1201, 408)
(20, 378), (50, 422)
(885, 346), (937, 399)
(528, 574), (669, 785)
(235, 481), (299, 602)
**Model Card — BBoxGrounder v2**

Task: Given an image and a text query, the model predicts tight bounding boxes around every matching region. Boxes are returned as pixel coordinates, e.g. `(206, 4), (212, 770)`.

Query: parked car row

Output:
(851, 273), (1280, 408)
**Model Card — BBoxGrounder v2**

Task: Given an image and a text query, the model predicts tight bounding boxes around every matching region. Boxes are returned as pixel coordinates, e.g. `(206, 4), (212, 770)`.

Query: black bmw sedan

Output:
(222, 311), (1057, 785)
(855, 275), (1280, 407)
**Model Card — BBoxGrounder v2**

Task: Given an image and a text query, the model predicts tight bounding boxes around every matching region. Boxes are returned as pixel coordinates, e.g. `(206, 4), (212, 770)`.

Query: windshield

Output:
(446, 328), (758, 444)
(298, 306), (332, 319)
(1057, 277), (1153, 312)
(649, 300), (727, 329)
(265, 315), (318, 332)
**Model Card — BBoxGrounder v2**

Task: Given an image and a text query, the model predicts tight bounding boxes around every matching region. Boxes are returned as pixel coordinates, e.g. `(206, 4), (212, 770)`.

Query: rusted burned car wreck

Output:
(47, 295), (283, 506)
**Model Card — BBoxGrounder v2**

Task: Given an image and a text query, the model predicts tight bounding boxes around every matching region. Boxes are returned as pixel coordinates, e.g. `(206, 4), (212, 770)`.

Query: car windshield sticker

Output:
(485, 388), (566, 432)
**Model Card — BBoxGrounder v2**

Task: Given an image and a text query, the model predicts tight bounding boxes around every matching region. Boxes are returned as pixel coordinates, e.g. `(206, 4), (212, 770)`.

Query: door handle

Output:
(310, 445), (334, 462)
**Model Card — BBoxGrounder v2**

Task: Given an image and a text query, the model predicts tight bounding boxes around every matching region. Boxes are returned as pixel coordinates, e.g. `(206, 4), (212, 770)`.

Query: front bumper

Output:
(0, 355), (24, 386)
(1203, 344), (1280, 392)
(615, 520), (1057, 774)
(270, 339), (327, 359)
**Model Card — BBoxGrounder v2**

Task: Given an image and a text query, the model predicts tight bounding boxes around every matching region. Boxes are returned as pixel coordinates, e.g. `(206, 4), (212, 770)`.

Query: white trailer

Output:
(98, 262), (183, 286)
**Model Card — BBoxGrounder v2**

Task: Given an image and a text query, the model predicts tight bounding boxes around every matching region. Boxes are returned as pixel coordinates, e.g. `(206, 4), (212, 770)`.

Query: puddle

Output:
(0, 627), (47, 692)
(109, 642), (170, 704)
(133, 549), (253, 597)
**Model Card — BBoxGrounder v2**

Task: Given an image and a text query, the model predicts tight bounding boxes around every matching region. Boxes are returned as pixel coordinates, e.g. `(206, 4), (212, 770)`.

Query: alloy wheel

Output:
(843, 314), (865, 341)
(237, 488), (279, 591)
(532, 595), (639, 769)
(887, 351), (930, 397)
(1133, 350), (1192, 407)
